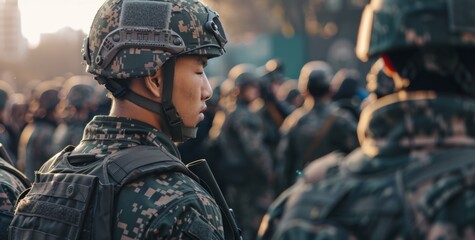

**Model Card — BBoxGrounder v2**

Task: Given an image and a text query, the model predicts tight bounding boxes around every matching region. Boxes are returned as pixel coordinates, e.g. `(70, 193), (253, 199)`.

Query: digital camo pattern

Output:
(44, 116), (224, 239)
(258, 92), (475, 240)
(0, 158), (28, 240)
(86, 0), (225, 79)
(275, 101), (358, 192)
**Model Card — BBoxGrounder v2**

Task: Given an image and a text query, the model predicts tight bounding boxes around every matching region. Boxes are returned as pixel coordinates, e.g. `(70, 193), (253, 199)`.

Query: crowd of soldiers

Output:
(0, 75), (111, 177)
(178, 58), (373, 239)
(0, 56), (370, 239)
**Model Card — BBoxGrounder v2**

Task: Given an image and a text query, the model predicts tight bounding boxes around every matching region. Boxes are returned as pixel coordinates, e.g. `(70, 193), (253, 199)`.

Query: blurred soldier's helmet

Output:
(356, 0), (475, 96)
(356, 0), (475, 62)
(82, 0), (227, 79)
(232, 65), (259, 89)
(62, 76), (96, 108)
(0, 81), (14, 111)
(298, 61), (334, 98)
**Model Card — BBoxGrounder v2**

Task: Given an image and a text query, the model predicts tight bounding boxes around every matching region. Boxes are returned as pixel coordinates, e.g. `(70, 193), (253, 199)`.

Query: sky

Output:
(18, 0), (104, 47)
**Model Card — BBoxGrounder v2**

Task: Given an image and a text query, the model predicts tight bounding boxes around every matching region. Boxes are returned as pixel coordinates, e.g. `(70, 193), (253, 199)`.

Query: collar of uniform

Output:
(358, 91), (475, 158)
(76, 115), (179, 157)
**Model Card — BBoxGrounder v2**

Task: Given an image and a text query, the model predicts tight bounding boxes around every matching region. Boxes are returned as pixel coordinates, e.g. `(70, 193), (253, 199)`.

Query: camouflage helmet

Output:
(82, 0), (227, 79)
(298, 61), (334, 98)
(356, 0), (475, 62)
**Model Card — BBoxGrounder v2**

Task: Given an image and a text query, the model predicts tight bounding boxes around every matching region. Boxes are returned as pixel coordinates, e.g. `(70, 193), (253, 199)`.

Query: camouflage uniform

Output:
(40, 116), (224, 239)
(0, 158), (29, 240)
(258, 0), (475, 239)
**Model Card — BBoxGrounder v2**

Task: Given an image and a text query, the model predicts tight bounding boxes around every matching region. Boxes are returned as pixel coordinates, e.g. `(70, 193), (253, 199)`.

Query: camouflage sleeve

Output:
(113, 172), (224, 240)
(0, 161), (28, 240)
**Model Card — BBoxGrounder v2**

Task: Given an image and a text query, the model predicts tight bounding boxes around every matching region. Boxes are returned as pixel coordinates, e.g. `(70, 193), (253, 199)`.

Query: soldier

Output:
(331, 68), (367, 119)
(217, 64), (275, 240)
(53, 75), (96, 149)
(275, 61), (359, 193)
(17, 81), (60, 180)
(9, 0), (230, 239)
(258, 0), (475, 239)
(0, 81), (17, 164)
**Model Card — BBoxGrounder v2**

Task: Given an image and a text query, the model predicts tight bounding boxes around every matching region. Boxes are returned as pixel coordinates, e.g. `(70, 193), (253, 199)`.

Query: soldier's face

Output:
(172, 55), (213, 127)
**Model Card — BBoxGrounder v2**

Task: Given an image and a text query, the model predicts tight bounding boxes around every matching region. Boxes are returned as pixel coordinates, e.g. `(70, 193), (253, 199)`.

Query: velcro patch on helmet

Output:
(120, 1), (172, 29)
(448, 0), (475, 32)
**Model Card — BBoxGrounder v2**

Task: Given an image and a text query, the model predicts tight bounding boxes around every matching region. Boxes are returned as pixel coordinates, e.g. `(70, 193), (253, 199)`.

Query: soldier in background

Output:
(218, 64), (275, 240)
(0, 81), (17, 165)
(257, 59), (293, 171)
(275, 61), (359, 193)
(53, 75), (96, 148)
(5, 93), (28, 160)
(17, 80), (60, 180)
(331, 68), (368, 120)
(258, 0), (475, 239)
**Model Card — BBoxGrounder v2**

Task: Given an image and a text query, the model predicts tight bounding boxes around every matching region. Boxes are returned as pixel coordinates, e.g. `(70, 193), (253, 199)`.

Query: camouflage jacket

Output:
(258, 92), (475, 240)
(275, 100), (358, 192)
(0, 158), (29, 240)
(40, 116), (224, 239)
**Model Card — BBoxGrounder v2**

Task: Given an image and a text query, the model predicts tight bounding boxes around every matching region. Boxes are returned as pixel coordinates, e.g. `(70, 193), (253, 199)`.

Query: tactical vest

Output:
(275, 148), (475, 239)
(9, 145), (196, 240)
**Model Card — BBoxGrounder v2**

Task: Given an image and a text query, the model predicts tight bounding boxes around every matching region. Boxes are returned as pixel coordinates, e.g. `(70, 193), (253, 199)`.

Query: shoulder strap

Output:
(303, 108), (341, 163)
(103, 145), (197, 187)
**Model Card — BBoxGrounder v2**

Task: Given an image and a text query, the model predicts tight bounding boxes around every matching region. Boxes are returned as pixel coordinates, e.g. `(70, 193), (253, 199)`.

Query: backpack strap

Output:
(103, 145), (197, 187)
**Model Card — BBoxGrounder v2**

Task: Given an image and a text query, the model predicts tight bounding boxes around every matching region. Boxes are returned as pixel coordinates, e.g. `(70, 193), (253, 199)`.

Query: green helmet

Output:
(356, 0), (475, 62)
(83, 0), (226, 79)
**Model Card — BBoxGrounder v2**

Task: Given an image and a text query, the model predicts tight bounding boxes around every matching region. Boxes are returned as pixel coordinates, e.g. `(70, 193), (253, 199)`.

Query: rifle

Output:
(186, 159), (242, 240)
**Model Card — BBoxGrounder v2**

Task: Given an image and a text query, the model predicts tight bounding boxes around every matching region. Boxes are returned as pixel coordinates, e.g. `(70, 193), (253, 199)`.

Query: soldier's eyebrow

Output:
(197, 57), (208, 68)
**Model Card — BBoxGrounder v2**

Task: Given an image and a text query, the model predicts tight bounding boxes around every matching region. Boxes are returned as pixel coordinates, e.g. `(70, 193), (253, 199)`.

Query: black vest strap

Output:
(104, 145), (197, 186)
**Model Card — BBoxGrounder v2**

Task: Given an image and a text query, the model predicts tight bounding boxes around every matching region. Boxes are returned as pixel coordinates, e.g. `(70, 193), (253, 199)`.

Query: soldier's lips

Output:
(198, 106), (207, 122)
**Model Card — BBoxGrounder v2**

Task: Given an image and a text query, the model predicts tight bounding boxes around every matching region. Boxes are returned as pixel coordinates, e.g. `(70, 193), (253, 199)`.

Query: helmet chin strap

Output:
(160, 57), (198, 141)
(95, 58), (198, 142)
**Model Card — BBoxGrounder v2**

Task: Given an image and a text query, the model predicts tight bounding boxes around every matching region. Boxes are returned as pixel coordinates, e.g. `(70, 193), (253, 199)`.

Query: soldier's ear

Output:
(145, 72), (162, 98)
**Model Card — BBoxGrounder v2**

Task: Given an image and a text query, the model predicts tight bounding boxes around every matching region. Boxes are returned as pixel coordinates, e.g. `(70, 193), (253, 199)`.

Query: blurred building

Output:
(0, 0), (27, 62)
